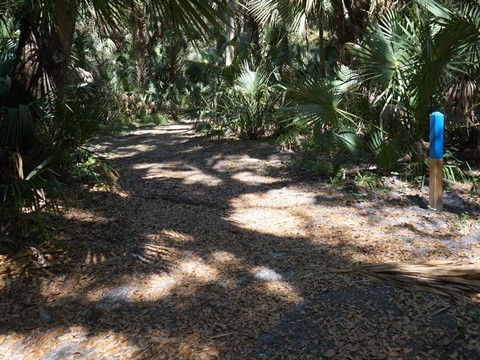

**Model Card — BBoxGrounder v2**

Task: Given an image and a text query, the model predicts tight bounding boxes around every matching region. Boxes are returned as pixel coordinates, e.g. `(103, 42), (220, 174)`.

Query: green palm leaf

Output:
(0, 105), (30, 148)
(284, 77), (358, 130)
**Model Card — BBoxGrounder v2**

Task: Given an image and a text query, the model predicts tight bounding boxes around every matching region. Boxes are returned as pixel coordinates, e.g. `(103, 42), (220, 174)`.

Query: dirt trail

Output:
(1, 123), (479, 359)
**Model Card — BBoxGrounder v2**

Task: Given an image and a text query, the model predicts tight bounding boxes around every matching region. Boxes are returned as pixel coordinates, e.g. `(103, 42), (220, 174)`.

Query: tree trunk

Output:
(279, 26), (293, 81)
(8, 1), (77, 107)
(246, 11), (262, 67)
(130, 1), (149, 90)
(318, 4), (326, 77)
(225, 0), (236, 66)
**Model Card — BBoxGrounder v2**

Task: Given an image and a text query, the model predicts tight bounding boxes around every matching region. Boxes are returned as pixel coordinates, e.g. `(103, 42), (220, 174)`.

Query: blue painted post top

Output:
(429, 111), (444, 159)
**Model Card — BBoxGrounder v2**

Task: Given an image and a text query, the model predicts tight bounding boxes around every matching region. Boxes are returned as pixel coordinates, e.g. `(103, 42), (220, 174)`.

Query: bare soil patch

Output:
(1, 123), (479, 359)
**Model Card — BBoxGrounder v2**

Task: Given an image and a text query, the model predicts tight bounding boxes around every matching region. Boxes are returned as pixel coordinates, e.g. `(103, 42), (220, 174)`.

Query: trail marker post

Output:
(429, 111), (444, 212)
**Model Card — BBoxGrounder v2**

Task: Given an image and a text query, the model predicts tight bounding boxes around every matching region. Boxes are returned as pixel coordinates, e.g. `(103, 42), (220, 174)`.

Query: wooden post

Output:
(429, 112), (444, 211)
(429, 158), (443, 211)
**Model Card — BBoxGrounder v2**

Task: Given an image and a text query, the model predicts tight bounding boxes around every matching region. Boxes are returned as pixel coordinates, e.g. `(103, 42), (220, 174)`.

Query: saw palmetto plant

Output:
(0, 0), (229, 245)
(280, 0), (480, 175)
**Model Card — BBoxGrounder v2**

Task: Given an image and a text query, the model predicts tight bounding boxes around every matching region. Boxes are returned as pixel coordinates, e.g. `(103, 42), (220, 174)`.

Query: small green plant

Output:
(455, 212), (470, 229)
(465, 162), (479, 193)
(72, 150), (118, 186)
(354, 171), (381, 191)
(277, 130), (302, 152)
(329, 168), (347, 186)
(403, 159), (429, 181)
(454, 212), (478, 230)
(200, 63), (283, 140)
(305, 159), (332, 176)
(414, 175), (426, 189)
(443, 149), (466, 182)
(193, 121), (225, 138)
(140, 113), (169, 125)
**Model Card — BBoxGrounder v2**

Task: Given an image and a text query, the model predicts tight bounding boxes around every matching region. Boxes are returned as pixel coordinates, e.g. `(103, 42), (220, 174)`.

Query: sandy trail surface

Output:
(1, 123), (479, 359)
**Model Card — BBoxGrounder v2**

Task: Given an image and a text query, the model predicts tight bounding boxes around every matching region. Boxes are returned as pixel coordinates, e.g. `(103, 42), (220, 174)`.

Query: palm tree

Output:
(0, 0), (228, 242)
(1, 0), (227, 107)
(248, 0), (319, 74)
(350, 0), (480, 143)
(282, 0), (480, 172)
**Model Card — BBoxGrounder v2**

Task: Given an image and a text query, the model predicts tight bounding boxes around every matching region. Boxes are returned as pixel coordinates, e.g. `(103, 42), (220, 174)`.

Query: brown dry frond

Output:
(340, 260), (480, 302)
(0, 242), (66, 279)
(445, 76), (479, 130)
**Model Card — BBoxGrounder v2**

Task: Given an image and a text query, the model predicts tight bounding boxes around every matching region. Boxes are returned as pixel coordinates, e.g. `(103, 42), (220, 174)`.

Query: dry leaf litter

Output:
(1, 123), (479, 359)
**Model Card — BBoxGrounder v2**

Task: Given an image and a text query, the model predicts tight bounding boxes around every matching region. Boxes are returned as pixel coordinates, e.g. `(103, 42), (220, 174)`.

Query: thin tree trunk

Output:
(279, 26), (293, 81)
(247, 11), (262, 67)
(130, 1), (149, 90)
(8, 1), (77, 107)
(225, 0), (236, 66)
(318, 4), (326, 77)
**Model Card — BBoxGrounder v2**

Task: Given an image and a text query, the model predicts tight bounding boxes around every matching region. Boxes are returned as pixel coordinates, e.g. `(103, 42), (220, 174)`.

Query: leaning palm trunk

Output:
(1, 3), (77, 242)
(8, 3), (77, 107)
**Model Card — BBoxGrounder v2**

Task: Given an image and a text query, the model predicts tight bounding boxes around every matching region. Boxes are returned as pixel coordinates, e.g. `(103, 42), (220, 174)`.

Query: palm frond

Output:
(338, 260), (480, 302)
(148, 0), (228, 39)
(0, 19), (17, 78)
(0, 105), (30, 148)
(248, 0), (319, 34)
(284, 77), (358, 130)
(1, 158), (62, 215)
(235, 62), (270, 95)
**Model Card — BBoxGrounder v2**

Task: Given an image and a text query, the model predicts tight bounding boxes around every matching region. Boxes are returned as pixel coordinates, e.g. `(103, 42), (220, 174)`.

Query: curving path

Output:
(1, 123), (479, 359)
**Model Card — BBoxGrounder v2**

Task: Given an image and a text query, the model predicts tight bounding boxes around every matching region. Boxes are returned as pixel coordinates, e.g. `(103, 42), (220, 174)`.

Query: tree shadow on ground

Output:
(1, 124), (479, 359)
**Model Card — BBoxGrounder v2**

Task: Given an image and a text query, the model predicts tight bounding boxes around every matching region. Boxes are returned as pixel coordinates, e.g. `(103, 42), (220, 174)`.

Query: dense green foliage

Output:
(1, 0), (480, 245)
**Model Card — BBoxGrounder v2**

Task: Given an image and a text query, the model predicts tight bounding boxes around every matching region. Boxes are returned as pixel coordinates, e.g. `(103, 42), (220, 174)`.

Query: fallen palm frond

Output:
(0, 242), (66, 279)
(336, 260), (480, 302)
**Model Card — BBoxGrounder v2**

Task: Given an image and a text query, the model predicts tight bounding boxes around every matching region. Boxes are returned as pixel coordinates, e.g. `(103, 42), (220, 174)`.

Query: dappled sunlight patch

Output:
(133, 242), (173, 264)
(230, 188), (317, 209)
(134, 162), (223, 186)
(113, 189), (130, 198)
(0, 268), (7, 290)
(133, 162), (160, 171)
(181, 171), (223, 186)
(250, 266), (303, 304)
(231, 171), (281, 185)
(224, 154), (261, 162)
(81, 331), (141, 357)
(306, 223), (471, 264)
(208, 250), (243, 269)
(230, 192), (268, 208)
(227, 208), (307, 237)
(261, 188), (318, 206)
(176, 259), (220, 282)
(107, 150), (140, 158)
(83, 283), (130, 305)
(0, 326), (142, 359)
(252, 266), (284, 281)
(262, 281), (303, 303)
(143, 273), (178, 299)
(210, 154), (264, 172)
(110, 144), (156, 158)
(148, 229), (194, 243)
(127, 124), (193, 136)
(63, 208), (110, 223)
(132, 257), (220, 301)
(83, 250), (108, 266)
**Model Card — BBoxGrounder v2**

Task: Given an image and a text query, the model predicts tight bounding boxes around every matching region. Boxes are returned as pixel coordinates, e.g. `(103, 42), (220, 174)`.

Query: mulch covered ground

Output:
(1, 123), (479, 359)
